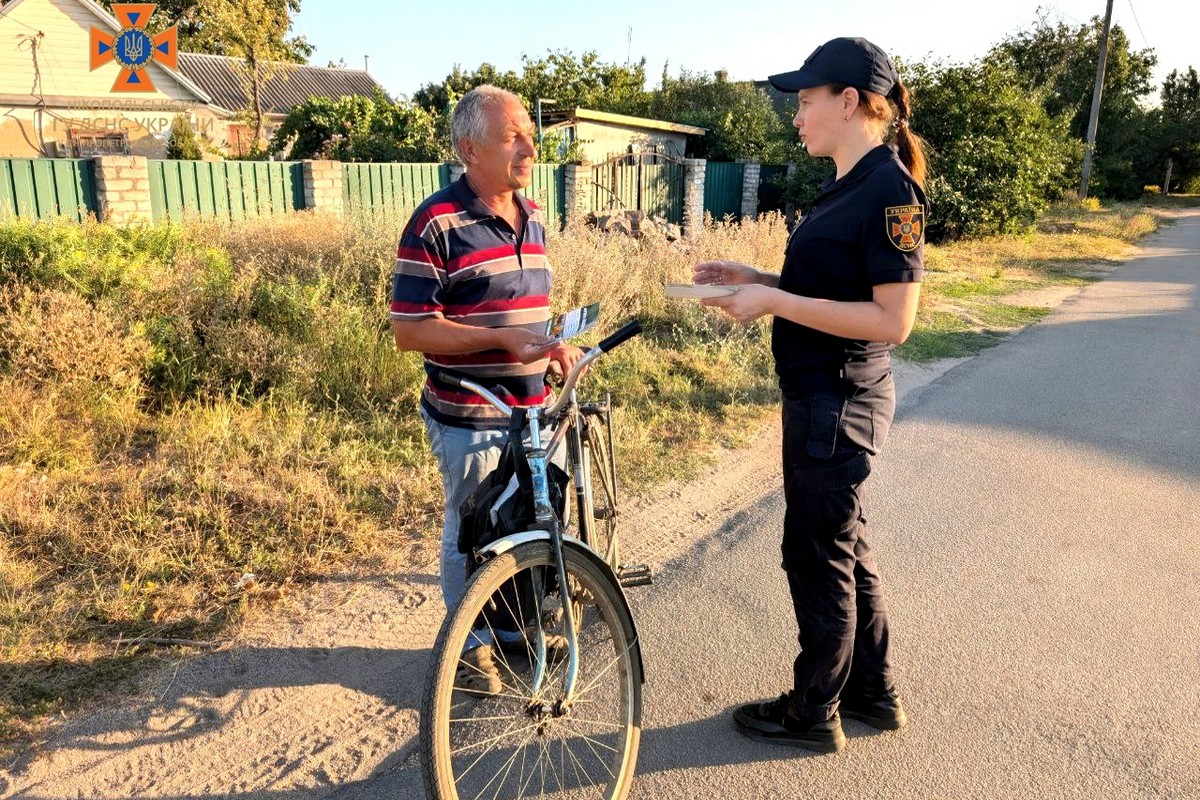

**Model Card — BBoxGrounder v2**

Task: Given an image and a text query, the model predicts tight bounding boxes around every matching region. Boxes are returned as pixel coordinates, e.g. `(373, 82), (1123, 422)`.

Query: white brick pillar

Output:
(563, 162), (594, 227)
(301, 159), (344, 215)
(739, 159), (761, 220)
(682, 158), (707, 240)
(448, 162), (466, 183)
(92, 155), (152, 224)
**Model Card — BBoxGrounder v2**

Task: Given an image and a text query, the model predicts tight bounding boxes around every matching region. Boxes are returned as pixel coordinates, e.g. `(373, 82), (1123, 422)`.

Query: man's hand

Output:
(499, 327), (558, 364)
(701, 283), (779, 324)
(693, 260), (763, 286)
(548, 343), (586, 377)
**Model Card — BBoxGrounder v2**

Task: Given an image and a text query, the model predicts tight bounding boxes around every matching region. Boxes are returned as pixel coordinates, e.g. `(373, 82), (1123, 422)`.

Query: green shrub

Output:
(0, 217), (181, 301)
(166, 114), (205, 160)
(906, 59), (1080, 241)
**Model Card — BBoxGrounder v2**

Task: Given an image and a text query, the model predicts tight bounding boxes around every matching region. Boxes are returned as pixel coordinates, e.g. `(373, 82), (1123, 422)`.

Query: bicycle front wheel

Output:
(421, 541), (642, 800)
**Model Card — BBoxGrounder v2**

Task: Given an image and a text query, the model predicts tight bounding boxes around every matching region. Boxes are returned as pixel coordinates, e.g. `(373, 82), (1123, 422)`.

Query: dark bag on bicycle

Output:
(457, 408), (569, 633)
(458, 407), (568, 556)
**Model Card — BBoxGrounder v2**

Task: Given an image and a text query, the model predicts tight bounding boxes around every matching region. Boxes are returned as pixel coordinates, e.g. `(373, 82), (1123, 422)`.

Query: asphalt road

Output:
(620, 209), (1200, 799)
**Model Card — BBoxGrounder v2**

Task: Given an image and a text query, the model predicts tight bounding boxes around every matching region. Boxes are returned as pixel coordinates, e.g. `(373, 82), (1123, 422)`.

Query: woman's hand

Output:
(693, 260), (762, 286)
(700, 284), (779, 324)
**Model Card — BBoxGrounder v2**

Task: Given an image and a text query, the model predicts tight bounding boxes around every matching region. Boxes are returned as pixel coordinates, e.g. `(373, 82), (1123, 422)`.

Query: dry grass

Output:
(0, 197), (1172, 759)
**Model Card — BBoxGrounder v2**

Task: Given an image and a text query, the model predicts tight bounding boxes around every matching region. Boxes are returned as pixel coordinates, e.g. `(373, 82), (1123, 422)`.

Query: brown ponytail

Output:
(887, 80), (926, 188)
(832, 80), (928, 188)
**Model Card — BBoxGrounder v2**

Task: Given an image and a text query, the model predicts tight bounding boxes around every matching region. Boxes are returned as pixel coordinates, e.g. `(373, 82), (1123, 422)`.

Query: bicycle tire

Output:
(421, 541), (642, 800)
(581, 416), (620, 570)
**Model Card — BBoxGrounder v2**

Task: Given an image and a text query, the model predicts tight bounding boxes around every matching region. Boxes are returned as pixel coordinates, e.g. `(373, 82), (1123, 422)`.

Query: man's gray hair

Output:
(451, 85), (522, 162)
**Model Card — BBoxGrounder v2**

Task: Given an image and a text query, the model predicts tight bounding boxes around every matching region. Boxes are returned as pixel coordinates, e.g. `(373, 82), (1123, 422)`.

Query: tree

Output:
(166, 114), (205, 159)
(650, 69), (797, 162)
(1152, 68), (1200, 192)
(518, 51), (650, 116)
(990, 15), (1157, 199)
(269, 92), (450, 163)
(412, 51), (650, 117)
(905, 59), (1080, 241)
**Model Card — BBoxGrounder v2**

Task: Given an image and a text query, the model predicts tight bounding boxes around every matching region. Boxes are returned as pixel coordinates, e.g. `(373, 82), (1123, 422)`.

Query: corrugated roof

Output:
(176, 53), (387, 115)
(542, 107), (706, 136)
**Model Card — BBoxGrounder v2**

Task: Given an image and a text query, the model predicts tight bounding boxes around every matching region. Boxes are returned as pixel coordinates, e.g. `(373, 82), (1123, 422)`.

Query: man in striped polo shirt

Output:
(391, 85), (583, 695)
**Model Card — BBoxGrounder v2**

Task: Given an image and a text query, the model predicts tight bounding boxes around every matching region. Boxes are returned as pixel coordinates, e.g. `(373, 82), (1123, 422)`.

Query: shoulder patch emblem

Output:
(885, 204), (924, 252)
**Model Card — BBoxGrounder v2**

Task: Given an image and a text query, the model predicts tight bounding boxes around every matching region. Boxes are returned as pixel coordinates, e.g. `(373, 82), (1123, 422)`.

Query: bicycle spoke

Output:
(562, 723), (617, 784)
(454, 723), (541, 798)
(452, 688), (536, 705)
(516, 725), (537, 797)
(560, 715), (625, 731)
(570, 637), (636, 706)
(450, 714), (526, 724)
(540, 729), (566, 796)
(451, 717), (532, 759)
(486, 584), (535, 697)
(470, 726), (536, 800)
(453, 650), (529, 703)
(558, 723), (604, 788)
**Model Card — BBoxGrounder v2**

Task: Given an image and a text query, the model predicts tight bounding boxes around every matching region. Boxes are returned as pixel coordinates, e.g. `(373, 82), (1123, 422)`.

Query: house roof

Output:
(0, 0), (216, 104)
(176, 53), (387, 116)
(544, 108), (706, 136)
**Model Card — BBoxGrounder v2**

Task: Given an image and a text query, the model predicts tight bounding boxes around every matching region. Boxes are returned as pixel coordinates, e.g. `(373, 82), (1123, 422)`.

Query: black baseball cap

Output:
(768, 37), (899, 97)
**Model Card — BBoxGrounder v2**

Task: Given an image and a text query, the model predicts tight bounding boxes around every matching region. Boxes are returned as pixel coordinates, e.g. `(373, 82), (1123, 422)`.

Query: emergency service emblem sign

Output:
(89, 4), (179, 93)
(885, 205), (924, 252)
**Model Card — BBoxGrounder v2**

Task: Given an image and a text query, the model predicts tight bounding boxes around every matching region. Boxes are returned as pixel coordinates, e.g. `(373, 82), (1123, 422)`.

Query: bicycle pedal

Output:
(617, 563), (653, 588)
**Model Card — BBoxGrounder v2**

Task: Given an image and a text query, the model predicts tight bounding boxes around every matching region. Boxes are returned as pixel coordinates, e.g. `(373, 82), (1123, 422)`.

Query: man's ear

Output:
(458, 138), (475, 166)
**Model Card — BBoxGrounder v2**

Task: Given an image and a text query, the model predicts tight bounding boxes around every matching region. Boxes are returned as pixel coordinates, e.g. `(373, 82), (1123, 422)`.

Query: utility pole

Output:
(1079, 0), (1115, 199)
(535, 98), (555, 145)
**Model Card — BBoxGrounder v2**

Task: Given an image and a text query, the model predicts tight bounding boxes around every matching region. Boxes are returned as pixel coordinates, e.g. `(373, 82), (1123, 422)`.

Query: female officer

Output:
(695, 36), (927, 754)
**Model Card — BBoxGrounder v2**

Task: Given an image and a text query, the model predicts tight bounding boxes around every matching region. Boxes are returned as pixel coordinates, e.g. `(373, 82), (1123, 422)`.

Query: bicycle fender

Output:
(474, 529), (567, 561)
(475, 533), (646, 684)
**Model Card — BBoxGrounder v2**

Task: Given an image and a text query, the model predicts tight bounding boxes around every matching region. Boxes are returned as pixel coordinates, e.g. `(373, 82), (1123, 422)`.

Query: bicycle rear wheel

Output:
(580, 413), (619, 570)
(421, 541), (642, 800)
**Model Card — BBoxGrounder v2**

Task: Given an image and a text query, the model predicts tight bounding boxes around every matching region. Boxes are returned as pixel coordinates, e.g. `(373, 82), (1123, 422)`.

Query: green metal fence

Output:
(522, 164), (566, 230)
(704, 162), (745, 221)
(0, 158), (98, 222)
(343, 162), (450, 217)
(592, 160), (684, 224)
(758, 164), (788, 215)
(148, 160), (305, 222)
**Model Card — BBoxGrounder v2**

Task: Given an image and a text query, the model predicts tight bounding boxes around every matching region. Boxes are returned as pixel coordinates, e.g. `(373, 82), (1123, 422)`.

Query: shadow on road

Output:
(899, 235), (1200, 482)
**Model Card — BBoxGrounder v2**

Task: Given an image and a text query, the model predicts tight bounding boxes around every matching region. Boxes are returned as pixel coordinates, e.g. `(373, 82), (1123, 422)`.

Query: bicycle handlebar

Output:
(595, 319), (643, 353)
(438, 318), (643, 419)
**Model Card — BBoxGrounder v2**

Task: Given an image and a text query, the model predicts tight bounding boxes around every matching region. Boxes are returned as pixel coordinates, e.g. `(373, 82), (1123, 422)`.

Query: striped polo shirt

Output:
(390, 176), (553, 429)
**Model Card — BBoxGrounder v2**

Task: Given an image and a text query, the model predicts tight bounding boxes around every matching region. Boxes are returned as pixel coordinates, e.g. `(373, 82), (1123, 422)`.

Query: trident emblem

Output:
(89, 4), (179, 93)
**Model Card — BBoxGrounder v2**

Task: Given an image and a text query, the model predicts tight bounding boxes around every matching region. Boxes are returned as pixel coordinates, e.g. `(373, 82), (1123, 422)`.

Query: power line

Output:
(1124, 0), (1150, 51)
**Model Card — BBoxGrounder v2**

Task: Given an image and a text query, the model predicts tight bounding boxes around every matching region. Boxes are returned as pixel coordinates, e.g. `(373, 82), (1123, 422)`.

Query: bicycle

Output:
(420, 318), (652, 800)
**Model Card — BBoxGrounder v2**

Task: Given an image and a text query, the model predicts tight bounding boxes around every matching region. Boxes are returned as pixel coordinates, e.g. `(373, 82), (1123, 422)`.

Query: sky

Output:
(291, 0), (1196, 103)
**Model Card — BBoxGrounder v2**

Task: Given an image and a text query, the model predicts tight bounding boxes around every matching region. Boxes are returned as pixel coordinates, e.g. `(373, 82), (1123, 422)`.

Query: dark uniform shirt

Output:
(772, 143), (925, 392)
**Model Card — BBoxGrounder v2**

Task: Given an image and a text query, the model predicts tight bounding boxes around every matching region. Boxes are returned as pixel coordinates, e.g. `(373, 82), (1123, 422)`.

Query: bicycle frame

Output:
(443, 321), (643, 707)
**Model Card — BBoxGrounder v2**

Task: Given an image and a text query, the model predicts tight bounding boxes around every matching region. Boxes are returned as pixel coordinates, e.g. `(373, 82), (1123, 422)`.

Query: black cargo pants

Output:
(780, 370), (896, 721)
